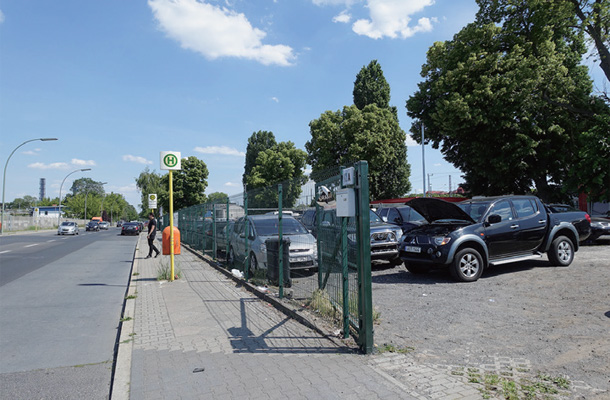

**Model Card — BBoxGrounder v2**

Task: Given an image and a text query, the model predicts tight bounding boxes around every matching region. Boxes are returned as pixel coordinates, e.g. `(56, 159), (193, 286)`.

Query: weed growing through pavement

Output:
(376, 343), (414, 354)
(305, 289), (380, 324)
(452, 367), (571, 399)
(120, 316), (132, 322)
(125, 294), (137, 300)
(248, 269), (267, 287)
(157, 260), (182, 280)
(132, 272), (139, 276)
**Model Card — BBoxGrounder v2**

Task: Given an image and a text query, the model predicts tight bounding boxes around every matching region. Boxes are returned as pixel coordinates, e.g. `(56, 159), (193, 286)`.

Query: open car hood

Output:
(406, 198), (475, 224)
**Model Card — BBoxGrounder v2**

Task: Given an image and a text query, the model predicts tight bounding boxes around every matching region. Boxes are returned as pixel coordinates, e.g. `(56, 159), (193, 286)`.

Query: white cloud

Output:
(224, 182), (240, 187)
(313, 0), (359, 5)
(22, 148), (41, 156)
(148, 0), (296, 66)
(118, 183), (139, 193)
(333, 10), (351, 23)
(0, 10), (5, 24)
(123, 155), (153, 165)
(405, 136), (419, 146)
(194, 146), (245, 157)
(28, 162), (69, 170)
(271, 96), (279, 103)
(71, 159), (96, 166)
(352, 0), (435, 39)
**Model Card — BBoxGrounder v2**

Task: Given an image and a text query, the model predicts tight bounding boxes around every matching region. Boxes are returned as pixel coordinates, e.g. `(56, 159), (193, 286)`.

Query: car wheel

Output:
(548, 235), (574, 266)
(450, 248), (483, 282)
(390, 257), (404, 267)
(405, 262), (428, 274)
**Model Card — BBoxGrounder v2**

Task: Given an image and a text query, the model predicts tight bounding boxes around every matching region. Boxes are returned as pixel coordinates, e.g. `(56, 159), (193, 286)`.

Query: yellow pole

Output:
(169, 170), (175, 282)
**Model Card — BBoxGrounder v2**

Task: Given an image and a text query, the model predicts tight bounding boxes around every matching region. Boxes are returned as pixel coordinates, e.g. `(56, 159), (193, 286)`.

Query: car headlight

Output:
(260, 243), (266, 253)
(591, 221), (602, 228)
(433, 236), (451, 246)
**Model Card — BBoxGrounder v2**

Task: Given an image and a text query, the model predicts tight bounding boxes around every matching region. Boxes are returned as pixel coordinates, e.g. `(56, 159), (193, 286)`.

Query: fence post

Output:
(278, 184), (284, 299)
(340, 167), (349, 339)
(212, 203), (217, 261)
(226, 197), (230, 257)
(355, 161), (373, 354)
(244, 190), (249, 281)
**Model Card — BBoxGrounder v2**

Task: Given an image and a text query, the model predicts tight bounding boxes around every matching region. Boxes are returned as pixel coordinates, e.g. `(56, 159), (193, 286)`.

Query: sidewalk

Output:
(113, 235), (483, 400)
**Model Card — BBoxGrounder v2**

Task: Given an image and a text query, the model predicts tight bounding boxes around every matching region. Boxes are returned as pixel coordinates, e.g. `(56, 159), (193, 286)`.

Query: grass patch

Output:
(304, 289), (380, 326)
(376, 343), (414, 354)
(465, 370), (571, 399)
(132, 272), (139, 276)
(249, 269), (267, 287)
(157, 261), (182, 280)
(125, 295), (137, 300)
(120, 316), (132, 322)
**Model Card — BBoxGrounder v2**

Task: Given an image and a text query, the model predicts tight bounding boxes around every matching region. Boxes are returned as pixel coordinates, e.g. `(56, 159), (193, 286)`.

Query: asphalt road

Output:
(0, 228), (138, 399)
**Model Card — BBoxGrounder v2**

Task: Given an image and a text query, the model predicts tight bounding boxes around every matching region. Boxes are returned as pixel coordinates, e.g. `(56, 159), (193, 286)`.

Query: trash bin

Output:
(162, 226), (181, 255)
(266, 237), (291, 287)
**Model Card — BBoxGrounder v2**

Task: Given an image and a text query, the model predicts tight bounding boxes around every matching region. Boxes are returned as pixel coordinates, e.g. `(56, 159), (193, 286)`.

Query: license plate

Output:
(404, 246), (421, 253)
(291, 257), (308, 262)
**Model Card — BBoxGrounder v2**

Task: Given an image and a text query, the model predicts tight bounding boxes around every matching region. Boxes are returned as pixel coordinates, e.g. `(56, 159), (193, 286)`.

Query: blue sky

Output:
(0, 0), (508, 210)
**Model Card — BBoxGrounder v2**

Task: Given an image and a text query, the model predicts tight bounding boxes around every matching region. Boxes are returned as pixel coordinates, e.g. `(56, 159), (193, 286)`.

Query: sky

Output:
(0, 0), (558, 210)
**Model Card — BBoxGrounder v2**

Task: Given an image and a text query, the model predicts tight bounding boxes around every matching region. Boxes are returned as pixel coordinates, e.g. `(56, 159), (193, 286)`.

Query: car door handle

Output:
(510, 224), (519, 229)
(538, 220), (546, 224)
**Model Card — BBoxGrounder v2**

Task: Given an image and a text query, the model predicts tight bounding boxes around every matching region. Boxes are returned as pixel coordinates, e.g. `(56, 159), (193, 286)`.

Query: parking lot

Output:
(371, 239), (610, 395)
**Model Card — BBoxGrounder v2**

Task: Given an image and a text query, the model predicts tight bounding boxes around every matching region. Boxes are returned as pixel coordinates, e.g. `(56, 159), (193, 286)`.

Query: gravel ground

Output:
(371, 238), (610, 397)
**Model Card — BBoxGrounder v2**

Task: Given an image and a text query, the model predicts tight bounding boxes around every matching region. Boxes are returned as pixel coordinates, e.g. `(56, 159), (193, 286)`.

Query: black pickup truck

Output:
(399, 195), (591, 282)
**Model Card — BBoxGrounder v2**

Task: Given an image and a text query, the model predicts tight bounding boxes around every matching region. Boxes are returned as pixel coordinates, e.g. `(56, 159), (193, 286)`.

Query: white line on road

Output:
(24, 244), (39, 248)
(0, 250), (10, 254)
(47, 240), (56, 242)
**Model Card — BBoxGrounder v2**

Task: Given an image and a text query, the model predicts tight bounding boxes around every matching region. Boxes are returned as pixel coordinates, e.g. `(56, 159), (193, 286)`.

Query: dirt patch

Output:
(371, 239), (610, 397)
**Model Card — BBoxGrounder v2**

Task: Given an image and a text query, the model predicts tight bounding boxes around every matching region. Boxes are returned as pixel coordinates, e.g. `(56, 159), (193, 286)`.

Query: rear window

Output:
(253, 217), (308, 236)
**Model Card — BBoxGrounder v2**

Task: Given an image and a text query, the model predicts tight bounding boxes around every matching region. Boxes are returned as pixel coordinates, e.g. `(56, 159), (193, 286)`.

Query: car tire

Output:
(390, 257), (404, 267)
(405, 262), (428, 274)
(548, 235), (574, 266)
(450, 248), (483, 282)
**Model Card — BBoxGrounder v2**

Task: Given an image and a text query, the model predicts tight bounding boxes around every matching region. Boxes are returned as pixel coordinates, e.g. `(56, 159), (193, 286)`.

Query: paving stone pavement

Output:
(123, 235), (484, 400)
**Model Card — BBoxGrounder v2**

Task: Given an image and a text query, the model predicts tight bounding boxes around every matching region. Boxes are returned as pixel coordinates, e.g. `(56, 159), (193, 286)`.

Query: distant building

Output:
(31, 205), (66, 218)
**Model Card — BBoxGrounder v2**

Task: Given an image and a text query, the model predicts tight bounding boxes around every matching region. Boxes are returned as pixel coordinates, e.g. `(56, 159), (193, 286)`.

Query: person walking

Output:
(146, 212), (160, 259)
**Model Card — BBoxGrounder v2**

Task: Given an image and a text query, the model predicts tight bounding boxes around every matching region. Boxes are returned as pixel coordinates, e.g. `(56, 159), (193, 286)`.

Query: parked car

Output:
(86, 221), (100, 232)
(228, 215), (317, 274)
(99, 221), (109, 230)
(121, 222), (141, 235)
(588, 217), (610, 242)
(301, 208), (404, 266)
(116, 220), (124, 227)
(399, 196), (591, 282)
(377, 206), (428, 233)
(58, 221), (79, 235)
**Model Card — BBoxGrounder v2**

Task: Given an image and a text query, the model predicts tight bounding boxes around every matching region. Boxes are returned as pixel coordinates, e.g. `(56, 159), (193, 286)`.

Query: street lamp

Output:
(1, 138), (58, 234)
(57, 168), (91, 228)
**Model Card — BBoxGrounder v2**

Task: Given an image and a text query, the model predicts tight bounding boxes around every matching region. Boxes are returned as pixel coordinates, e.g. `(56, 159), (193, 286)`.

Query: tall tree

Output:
(307, 104), (411, 200)
(407, 1), (597, 201)
(159, 156), (209, 211)
(70, 178), (105, 197)
(243, 131), (277, 186)
(207, 192), (229, 204)
(353, 60), (391, 110)
(135, 167), (164, 217)
(245, 141), (307, 208)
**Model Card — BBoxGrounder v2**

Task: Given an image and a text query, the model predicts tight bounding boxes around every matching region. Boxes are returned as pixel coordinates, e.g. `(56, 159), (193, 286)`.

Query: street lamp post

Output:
(57, 168), (91, 228)
(1, 138), (58, 235)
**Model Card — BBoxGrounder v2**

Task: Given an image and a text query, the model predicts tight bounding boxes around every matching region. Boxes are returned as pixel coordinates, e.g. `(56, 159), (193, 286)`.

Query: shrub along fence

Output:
(160, 161), (374, 353)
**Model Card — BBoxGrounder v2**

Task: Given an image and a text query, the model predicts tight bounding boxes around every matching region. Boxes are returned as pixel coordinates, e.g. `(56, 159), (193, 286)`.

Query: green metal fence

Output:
(160, 161), (373, 353)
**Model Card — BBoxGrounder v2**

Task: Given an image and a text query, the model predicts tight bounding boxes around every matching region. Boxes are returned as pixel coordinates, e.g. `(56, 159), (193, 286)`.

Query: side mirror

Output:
(488, 214), (502, 224)
(381, 216), (388, 222)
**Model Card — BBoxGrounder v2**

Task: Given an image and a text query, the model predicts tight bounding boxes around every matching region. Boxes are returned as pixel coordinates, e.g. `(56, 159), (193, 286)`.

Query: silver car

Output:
(58, 221), (79, 235)
(228, 215), (317, 274)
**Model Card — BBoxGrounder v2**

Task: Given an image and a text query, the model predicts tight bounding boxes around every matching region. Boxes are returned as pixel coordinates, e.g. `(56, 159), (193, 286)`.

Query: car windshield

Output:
(61, 222), (73, 226)
(457, 202), (491, 223)
(369, 210), (382, 223)
(253, 217), (308, 236)
(397, 207), (426, 223)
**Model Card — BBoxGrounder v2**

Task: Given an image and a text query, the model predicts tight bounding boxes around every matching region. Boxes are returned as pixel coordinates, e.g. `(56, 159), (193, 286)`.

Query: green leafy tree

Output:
(245, 141), (307, 208)
(307, 61), (410, 200)
(159, 156), (209, 211)
(243, 131), (277, 186)
(406, 1), (597, 201)
(207, 192), (229, 204)
(353, 60), (391, 110)
(307, 104), (411, 200)
(70, 178), (105, 197)
(136, 167), (164, 218)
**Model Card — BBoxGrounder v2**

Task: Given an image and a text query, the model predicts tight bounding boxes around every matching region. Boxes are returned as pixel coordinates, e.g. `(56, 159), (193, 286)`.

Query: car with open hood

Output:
(399, 195), (590, 282)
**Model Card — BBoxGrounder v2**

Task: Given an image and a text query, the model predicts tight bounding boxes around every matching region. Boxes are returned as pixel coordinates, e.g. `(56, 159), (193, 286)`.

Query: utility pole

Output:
(449, 175), (452, 194)
(427, 173), (433, 193)
(421, 124), (426, 197)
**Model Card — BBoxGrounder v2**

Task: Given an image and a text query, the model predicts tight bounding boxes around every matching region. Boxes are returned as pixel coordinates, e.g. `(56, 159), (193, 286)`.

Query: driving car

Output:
(121, 222), (141, 235)
(58, 221), (79, 235)
(228, 215), (317, 275)
(86, 221), (100, 232)
(99, 221), (109, 230)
